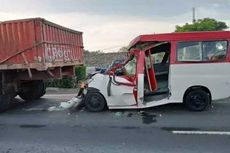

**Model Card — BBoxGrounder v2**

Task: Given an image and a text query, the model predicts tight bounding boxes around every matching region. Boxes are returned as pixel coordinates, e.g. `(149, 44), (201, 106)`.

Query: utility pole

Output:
(192, 7), (196, 23)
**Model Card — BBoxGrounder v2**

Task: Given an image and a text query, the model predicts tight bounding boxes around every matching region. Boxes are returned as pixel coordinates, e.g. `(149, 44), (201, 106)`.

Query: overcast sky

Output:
(1, 0), (230, 52)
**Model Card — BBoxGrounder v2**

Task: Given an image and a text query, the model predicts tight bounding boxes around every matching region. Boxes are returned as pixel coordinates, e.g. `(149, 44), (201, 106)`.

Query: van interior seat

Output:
(144, 63), (169, 96)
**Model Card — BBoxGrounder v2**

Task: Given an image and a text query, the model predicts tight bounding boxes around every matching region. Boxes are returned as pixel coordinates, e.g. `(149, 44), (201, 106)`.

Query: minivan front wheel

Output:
(184, 89), (210, 111)
(84, 92), (106, 112)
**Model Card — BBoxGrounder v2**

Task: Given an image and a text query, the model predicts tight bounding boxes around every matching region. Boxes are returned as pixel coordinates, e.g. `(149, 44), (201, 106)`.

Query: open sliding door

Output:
(145, 49), (158, 91)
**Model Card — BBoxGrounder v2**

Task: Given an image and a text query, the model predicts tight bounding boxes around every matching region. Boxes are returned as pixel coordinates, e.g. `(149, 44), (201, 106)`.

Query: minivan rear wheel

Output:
(184, 89), (210, 111)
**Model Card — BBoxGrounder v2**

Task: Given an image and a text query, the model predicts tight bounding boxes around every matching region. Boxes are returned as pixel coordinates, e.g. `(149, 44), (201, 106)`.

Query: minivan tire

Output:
(84, 91), (106, 112)
(184, 89), (210, 111)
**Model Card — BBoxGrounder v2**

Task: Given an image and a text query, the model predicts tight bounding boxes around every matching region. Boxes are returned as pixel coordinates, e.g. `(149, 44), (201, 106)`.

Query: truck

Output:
(0, 18), (84, 111)
(78, 31), (230, 112)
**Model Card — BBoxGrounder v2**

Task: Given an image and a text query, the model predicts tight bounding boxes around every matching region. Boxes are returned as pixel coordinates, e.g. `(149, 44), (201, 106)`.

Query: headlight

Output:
(79, 81), (87, 88)
(79, 78), (93, 89)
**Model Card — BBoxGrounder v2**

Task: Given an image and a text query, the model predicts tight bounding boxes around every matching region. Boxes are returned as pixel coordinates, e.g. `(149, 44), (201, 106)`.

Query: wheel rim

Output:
(89, 95), (103, 108)
(190, 93), (206, 109)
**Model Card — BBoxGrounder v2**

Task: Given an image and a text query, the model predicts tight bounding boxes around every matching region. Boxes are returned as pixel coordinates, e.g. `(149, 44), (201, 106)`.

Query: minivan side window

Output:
(177, 40), (228, 62)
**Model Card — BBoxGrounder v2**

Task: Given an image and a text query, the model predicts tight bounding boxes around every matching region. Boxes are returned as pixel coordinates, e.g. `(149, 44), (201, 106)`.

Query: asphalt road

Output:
(0, 91), (230, 153)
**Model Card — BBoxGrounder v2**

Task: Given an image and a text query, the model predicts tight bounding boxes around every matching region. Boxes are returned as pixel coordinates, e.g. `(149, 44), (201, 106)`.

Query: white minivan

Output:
(80, 31), (230, 112)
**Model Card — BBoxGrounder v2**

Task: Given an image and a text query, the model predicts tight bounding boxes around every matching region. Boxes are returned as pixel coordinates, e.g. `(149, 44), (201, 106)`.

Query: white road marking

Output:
(172, 130), (230, 136)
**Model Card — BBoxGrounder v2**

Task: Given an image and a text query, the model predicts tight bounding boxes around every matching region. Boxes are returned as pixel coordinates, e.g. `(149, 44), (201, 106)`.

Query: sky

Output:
(0, 0), (230, 52)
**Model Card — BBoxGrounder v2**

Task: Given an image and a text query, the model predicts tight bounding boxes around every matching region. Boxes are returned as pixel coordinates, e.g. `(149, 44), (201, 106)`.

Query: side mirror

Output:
(112, 73), (121, 85)
(115, 67), (125, 76)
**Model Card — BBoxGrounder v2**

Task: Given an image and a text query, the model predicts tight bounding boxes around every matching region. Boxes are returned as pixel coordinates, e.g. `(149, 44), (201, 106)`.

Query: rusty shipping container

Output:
(0, 18), (84, 71)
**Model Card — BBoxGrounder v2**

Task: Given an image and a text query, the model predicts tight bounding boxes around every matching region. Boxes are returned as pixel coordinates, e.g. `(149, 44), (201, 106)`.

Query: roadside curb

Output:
(46, 87), (79, 95)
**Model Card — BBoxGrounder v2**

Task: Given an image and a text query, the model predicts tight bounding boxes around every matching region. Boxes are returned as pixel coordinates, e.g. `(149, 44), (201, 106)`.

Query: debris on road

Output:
(113, 112), (124, 118)
(140, 111), (157, 124)
(48, 97), (83, 111)
(127, 112), (133, 117)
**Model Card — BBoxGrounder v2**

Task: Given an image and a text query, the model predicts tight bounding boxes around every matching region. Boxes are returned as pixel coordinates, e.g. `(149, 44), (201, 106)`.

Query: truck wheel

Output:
(84, 92), (106, 112)
(0, 94), (12, 112)
(184, 89), (210, 111)
(19, 80), (46, 101)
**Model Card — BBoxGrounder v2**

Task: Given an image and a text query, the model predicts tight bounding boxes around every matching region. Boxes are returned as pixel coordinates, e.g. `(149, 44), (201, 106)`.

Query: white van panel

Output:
(169, 63), (230, 101)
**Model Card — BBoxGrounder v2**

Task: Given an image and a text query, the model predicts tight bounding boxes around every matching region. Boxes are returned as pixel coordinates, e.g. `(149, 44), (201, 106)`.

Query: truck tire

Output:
(184, 89), (210, 111)
(0, 94), (12, 112)
(19, 80), (46, 101)
(84, 91), (106, 112)
(0, 82), (17, 112)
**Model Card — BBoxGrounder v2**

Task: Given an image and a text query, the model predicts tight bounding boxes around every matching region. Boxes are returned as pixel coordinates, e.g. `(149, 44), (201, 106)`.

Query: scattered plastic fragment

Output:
(113, 112), (123, 118)
(47, 97), (82, 111)
(127, 112), (133, 117)
(140, 111), (157, 124)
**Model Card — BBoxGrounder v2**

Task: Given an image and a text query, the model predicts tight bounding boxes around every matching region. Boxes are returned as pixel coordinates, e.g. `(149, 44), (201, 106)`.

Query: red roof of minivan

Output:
(128, 31), (230, 49)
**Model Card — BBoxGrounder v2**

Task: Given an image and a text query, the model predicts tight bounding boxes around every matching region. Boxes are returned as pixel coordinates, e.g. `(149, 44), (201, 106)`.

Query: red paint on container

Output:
(0, 18), (84, 71)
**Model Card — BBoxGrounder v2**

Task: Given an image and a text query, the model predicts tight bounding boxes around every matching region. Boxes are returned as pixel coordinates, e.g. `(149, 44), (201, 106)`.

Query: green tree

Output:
(118, 46), (128, 52)
(175, 18), (228, 32)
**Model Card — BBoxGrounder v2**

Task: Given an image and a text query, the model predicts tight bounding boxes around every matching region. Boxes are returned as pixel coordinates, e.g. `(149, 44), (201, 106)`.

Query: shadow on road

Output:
(1, 98), (55, 113)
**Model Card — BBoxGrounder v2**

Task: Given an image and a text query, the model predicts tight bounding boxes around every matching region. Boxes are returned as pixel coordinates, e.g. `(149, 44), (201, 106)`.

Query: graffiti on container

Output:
(45, 45), (73, 62)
